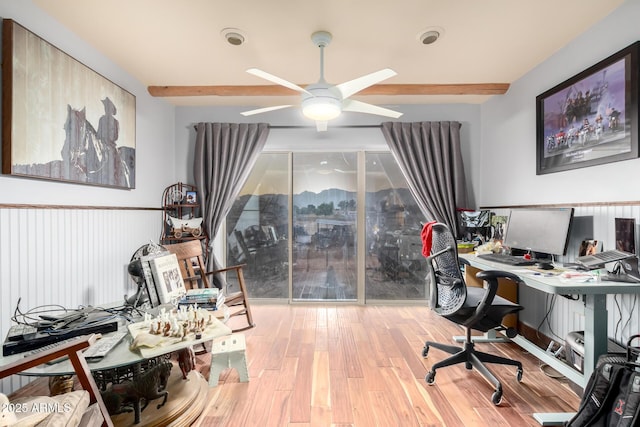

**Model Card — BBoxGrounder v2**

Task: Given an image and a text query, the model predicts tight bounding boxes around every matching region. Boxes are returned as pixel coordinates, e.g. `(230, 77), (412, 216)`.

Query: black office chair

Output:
(422, 222), (524, 405)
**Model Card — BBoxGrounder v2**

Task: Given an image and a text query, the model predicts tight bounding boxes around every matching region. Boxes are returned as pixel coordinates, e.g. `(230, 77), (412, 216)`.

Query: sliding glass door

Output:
(225, 154), (289, 298)
(364, 153), (428, 300)
(292, 153), (357, 301)
(226, 151), (427, 302)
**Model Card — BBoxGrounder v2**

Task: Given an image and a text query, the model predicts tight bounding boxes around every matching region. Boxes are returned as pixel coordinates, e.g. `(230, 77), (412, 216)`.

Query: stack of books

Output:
(178, 288), (219, 310)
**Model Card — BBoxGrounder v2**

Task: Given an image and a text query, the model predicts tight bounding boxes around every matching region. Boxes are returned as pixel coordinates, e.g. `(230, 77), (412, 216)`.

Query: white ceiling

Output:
(33, 0), (624, 108)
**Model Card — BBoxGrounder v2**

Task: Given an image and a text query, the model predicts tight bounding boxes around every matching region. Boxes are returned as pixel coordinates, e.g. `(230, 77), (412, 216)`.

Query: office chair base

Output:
(423, 339), (523, 405)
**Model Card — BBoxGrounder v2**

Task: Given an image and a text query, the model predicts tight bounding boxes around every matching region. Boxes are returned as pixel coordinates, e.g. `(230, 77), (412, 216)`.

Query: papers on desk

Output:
(511, 268), (560, 278)
(557, 271), (601, 283)
(510, 265), (603, 283)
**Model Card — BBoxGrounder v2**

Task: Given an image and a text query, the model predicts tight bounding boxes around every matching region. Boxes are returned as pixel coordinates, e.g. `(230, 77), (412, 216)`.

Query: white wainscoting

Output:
(0, 207), (162, 393)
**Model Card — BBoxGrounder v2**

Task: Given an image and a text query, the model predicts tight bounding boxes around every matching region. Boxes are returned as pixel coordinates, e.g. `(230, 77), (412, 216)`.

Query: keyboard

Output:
(575, 249), (635, 269)
(83, 331), (128, 361)
(477, 252), (537, 266)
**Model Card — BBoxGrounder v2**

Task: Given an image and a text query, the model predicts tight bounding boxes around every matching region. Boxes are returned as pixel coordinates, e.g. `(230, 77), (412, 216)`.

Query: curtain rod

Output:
(269, 124), (382, 129)
(193, 124), (383, 130)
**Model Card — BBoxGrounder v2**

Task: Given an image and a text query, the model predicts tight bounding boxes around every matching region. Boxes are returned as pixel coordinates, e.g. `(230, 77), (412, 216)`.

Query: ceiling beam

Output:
(147, 83), (510, 97)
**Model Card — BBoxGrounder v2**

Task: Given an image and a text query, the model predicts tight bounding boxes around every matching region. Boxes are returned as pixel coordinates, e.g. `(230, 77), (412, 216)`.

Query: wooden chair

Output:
(0, 334), (113, 426)
(164, 240), (255, 332)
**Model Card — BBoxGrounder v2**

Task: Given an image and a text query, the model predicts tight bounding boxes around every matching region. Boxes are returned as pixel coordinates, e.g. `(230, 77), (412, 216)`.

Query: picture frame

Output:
(536, 41), (640, 175)
(149, 254), (186, 304)
(2, 19), (136, 189)
(139, 254), (163, 308)
(185, 191), (197, 204)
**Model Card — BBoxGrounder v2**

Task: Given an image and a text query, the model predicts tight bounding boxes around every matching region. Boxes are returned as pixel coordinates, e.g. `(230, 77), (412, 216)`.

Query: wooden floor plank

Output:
(329, 367), (354, 425)
(290, 342), (315, 423)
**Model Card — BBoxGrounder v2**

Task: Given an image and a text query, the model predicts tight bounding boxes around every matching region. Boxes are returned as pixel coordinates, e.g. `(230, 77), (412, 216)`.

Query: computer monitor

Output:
(503, 208), (574, 256)
(615, 218), (636, 254)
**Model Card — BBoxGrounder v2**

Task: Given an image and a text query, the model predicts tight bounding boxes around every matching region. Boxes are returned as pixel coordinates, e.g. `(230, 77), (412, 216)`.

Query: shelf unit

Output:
(160, 182), (208, 247)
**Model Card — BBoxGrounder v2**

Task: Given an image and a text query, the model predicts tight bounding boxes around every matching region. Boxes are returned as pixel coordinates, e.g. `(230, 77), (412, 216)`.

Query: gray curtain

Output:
(381, 121), (468, 237)
(194, 122), (269, 285)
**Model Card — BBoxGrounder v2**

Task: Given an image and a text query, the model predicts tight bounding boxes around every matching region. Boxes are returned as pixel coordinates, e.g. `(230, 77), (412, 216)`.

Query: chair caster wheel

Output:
(516, 368), (523, 382)
(422, 346), (429, 358)
(506, 327), (518, 338)
(492, 390), (502, 405)
(425, 371), (436, 385)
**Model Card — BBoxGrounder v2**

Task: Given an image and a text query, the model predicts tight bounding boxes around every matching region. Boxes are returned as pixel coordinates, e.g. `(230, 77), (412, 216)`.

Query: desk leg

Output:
(532, 294), (608, 425)
(583, 294), (608, 382)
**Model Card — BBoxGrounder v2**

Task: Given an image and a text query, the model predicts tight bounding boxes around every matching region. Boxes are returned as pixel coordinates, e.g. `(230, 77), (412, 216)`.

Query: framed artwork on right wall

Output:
(536, 41), (640, 175)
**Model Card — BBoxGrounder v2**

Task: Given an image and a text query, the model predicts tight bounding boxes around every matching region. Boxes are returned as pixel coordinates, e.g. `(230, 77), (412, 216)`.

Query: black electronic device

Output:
(615, 218), (636, 254)
(6, 324), (38, 342)
(503, 208), (574, 257)
(536, 261), (555, 270)
(3, 313), (118, 356)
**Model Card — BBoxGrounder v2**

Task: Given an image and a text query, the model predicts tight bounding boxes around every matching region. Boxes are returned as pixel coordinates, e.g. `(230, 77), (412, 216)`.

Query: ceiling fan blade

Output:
(240, 105), (293, 116)
(247, 68), (312, 96)
(315, 121), (328, 132)
(335, 68), (397, 99)
(342, 99), (403, 118)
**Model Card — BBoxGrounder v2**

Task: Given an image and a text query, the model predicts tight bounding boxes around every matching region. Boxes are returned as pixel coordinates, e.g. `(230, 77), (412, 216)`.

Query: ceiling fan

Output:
(240, 31), (402, 131)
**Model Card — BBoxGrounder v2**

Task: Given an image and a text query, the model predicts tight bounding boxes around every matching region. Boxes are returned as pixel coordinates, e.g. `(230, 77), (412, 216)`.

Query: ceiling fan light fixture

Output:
(302, 97), (341, 121)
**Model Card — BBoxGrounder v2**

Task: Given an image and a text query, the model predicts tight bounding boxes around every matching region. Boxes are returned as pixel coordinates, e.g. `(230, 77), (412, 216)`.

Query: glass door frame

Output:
(222, 150), (427, 305)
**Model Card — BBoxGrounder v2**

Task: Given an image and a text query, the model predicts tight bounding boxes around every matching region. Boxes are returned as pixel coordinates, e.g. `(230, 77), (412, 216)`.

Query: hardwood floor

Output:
(7, 304), (581, 426)
(197, 304), (581, 427)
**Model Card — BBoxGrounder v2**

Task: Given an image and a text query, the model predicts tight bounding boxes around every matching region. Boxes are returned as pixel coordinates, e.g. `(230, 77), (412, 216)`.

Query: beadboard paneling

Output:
(0, 207), (161, 393)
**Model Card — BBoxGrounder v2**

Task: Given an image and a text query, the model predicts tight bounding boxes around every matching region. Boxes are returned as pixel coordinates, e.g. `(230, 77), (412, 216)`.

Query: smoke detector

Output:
(418, 27), (444, 45)
(221, 28), (246, 46)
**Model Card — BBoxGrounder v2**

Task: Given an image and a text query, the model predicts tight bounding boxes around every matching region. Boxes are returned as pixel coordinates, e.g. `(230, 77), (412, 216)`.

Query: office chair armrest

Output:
(458, 257), (470, 267)
(464, 270), (522, 327)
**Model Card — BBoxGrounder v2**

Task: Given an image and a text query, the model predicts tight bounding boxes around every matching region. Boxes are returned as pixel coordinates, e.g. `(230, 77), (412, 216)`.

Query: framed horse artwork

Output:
(1, 19), (136, 189)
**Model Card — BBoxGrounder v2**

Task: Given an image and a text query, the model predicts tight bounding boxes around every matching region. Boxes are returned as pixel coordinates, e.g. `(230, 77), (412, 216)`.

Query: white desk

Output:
(460, 253), (640, 425)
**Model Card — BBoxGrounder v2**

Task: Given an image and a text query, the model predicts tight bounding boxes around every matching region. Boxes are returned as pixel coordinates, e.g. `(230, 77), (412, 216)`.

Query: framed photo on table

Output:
(150, 254), (186, 304)
(536, 41), (640, 174)
(185, 191), (197, 204)
(139, 254), (162, 308)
